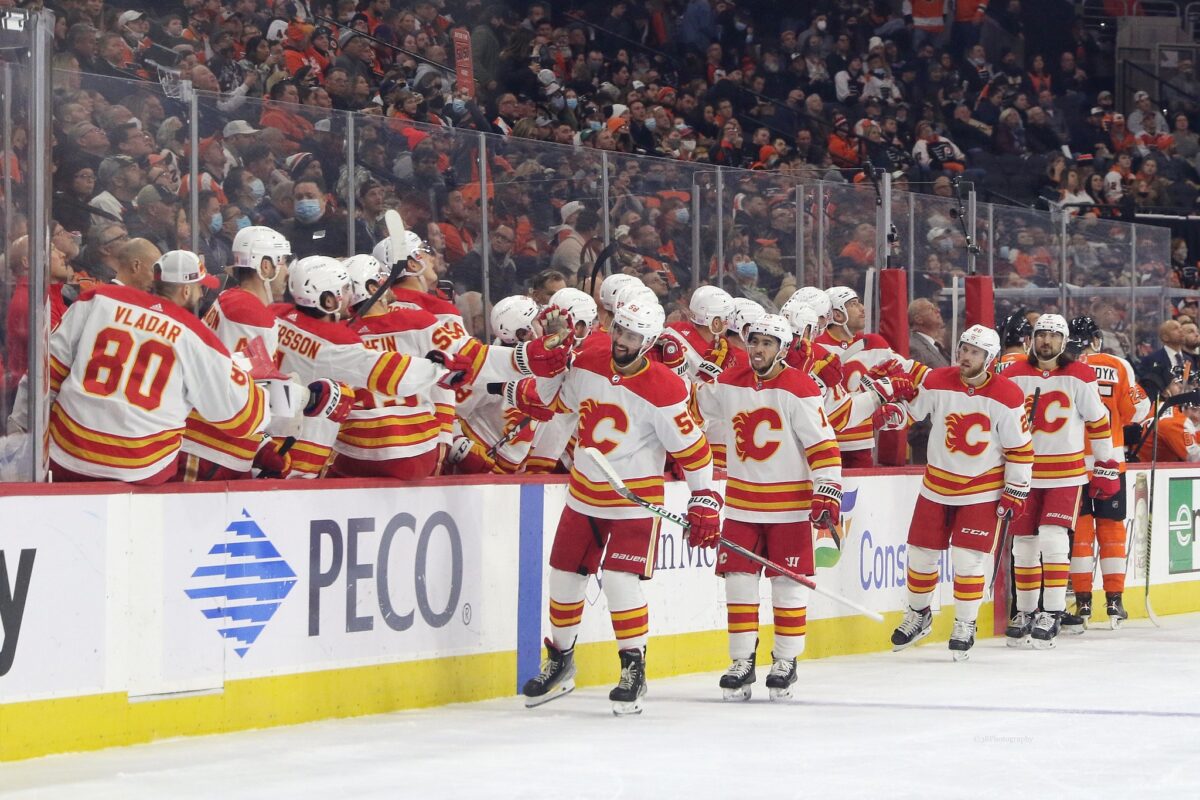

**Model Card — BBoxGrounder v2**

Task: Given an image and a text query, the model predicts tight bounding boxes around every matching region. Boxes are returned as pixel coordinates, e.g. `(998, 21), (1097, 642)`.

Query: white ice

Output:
(5, 614), (1200, 799)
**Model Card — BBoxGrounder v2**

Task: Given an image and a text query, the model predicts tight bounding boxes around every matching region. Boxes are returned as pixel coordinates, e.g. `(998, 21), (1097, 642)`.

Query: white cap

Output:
(118, 10), (145, 25)
(223, 120), (260, 137)
(560, 200), (584, 225)
(154, 250), (218, 289)
(267, 20), (289, 42)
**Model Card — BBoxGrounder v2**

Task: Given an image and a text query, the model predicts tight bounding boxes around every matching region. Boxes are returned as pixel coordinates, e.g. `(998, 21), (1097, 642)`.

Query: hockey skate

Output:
(522, 639), (576, 708)
(765, 655), (798, 700)
(1062, 593), (1091, 634)
(1106, 593), (1128, 630)
(718, 654), (756, 702)
(1005, 611), (1034, 647)
(948, 619), (976, 662)
(1031, 611), (1062, 649)
(610, 648), (647, 716)
(891, 606), (932, 651)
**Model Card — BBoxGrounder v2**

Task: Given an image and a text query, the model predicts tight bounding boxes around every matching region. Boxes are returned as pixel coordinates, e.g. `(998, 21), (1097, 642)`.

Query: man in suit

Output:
(907, 298), (951, 464)
(1138, 319), (1198, 403)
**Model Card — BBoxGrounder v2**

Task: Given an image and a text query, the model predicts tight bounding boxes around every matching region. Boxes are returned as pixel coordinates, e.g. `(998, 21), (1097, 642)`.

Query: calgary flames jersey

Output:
(454, 379), (540, 473)
(902, 367), (1033, 505)
(663, 321), (746, 380)
(391, 286), (461, 323)
(814, 331), (929, 452)
(543, 346), (715, 520)
(1004, 359), (1115, 488)
(274, 308), (442, 477)
(698, 364), (841, 523)
(49, 285), (266, 483)
(1079, 351), (1151, 463)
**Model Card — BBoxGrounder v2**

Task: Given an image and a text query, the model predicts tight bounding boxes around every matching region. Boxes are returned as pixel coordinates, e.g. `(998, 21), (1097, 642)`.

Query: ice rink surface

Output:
(5, 614), (1200, 799)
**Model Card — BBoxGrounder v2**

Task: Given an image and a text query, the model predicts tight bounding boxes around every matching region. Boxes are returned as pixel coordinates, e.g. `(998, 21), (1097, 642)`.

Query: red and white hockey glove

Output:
(513, 334), (572, 378)
(872, 402), (907, 431)
(1089, 460), (1121, 500)
(814, 351), (843, 389)
(535, 305), (572, 340)
(504, 378), (555, 422)
(253, 437), (293, 478)
(696, 359), (724, 383)
(427, 350), (477, 390)
(788, 339), (816, 373)
(686, 490), (723, 548)
(860, 373), (917, 404)
(996, 484), (1029, 521)
(655, 334), (688, 375)
(810, 482), (842, 530)
(304, 379), (354, 423)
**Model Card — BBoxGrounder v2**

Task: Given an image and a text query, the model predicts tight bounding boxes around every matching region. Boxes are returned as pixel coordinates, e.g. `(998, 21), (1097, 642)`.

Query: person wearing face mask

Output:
(282, 177), (353, 259)
(126, 184), (181, 254)
(194, 190), (232, 274)
(796, 14), (831, 58)
(627, 100), (659, 155)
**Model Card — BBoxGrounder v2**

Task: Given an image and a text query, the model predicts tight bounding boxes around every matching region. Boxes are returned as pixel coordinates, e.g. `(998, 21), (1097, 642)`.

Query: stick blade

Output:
(384, 209), (408, 263)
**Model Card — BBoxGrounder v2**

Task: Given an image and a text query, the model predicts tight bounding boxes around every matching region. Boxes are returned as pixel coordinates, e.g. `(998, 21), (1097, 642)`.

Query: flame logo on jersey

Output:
(503, 406), (536, 444)
(577, 399), (629, 454)
(732, 407), (783, 462)
(1027, 389), (1071, 434)
(944, 412), (990, 457)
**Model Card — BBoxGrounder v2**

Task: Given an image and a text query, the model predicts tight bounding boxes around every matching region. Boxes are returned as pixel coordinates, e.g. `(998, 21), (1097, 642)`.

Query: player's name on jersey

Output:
(113, 306), (184, 343)
(278, 326), (322, 359)
(362, 335), (401, 353)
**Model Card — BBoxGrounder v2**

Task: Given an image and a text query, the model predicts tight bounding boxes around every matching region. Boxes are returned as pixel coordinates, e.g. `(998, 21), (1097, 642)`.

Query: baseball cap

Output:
(560, 200), (584, 223)
(1134, 90), (1150, 102)
(118, 10), (145, 25)
(154, 250), (219, 289)
(134, 184), (178, 207)
(222, 120), (260, 137)
(338, 29), (361, 48)
(1090, 106), (1105, 115)
(98, 155), (138, 185)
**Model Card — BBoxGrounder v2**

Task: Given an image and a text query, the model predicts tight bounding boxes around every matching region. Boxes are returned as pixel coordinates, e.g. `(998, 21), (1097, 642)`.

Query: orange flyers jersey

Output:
(1003, 360), (1115, 488)
(1134, 407), (1200, 463)
(698, 364), (841, 523)
(903, 367), (1033, 506)
(49, 285), (266, 482)
(993, 351), (1025, 374)
(814, 331), (930, 452)
(184, 287), (279, 472)
(543, 346), (715, 520)
(1080, 351), (1151, 460)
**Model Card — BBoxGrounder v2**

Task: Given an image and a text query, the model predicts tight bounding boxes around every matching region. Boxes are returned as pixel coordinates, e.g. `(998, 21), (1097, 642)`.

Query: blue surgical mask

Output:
(236, 215), (252, 230)
(566, 97), (578, 110)
(450, 97), (466, 115)
(209, 212), (223, 233)
(249, 178), (266, 202)
(589, 120), (603, 131)
(294, 198), (323, 223)
(674, 207), (690, 224)
(735, 261), (758, 279)
(644, 117), (657, 131)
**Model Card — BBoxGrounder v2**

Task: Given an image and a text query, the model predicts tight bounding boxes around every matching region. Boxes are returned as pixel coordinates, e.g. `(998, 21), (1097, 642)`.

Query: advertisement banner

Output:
(452, 28), (475, 99)
(1168, 475), (1200, 575)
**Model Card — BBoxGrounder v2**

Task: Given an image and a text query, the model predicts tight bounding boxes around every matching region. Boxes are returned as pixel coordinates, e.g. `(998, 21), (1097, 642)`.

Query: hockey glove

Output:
(788, 339), (816, 373)
(253, 437), (293, 478)
(872, 402), (907, 431)
(655, 334), (688, 375)
(996, 484), (1029, 520)
(535, 305), (573, 340)
(860, 373), (917, 404)
(810, 482), (842, 529)
(696, 359), (724, 383)
(304, 379), (354, 423)
(427, 350), (476, 390)
(513, 335), (572, 378)
(505, 378), (555, 422)
(686, 490), (723, 548)
(814, 351), (843, 389)
(1089, 460), (1121, 500)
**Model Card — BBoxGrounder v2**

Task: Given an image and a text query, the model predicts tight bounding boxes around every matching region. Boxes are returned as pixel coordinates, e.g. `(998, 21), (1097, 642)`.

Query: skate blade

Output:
(1110, 617), (1124, 631)
(612, 698), (644, 716)
(1005, 634), (1031, 648)
(1031, 637), (1057, 650)
(721, 686), (752, 702)
(891, 626), (932, 652)
(1060, 624), (1086, 636)
(951, 649), (971, 662)
(768, 685), (795, 701)
(523, 680), (575, 708)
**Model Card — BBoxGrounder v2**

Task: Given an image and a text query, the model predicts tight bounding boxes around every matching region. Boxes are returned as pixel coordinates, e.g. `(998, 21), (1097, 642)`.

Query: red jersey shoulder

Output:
(981, 373), (1027, 408)
(861, 333), (893, 351)
(1061, 360), (1098, 383)
(922, 365), (967, 391)
(572, 346), (688, 407)
(217, 288), (276, 328)
(392, 288), (460, 318)
(353, 308), (438, 336)
(93, 284), (231, 355)
(718, 363), (755, 387)
(769, 364), (822, 397)
(1000, 359), (1039, 379)
(580, 329), (611, 351)
(279, 307), (363, 345)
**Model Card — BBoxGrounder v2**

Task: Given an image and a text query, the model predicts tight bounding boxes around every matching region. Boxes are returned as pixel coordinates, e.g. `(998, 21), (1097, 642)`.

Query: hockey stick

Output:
(347, 209), (408, 325)
(990, 387), (1040, 598)
(579, 446), (885, 622)
(487, 417), (533, 461)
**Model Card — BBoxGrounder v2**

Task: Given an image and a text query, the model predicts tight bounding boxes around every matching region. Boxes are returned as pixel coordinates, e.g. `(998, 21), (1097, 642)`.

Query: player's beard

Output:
(1035, 342), (1059, 363)
(957, 361), (985, 382)
(611, 341), (639, 367)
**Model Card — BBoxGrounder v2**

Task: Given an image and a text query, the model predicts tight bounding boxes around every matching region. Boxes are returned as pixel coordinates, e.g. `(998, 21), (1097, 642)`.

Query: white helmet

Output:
(616, 282), (658, 309)
(232, 225), (291, 280)
(611, 294), (665, 356)
(793, 286), (832, 323)
(729, 298), (765, 338)
(343, 254), (388, 306)
(491, 295), (540, 345)
(745, 313), (793, 362)
(784, 302), (820, 341)
(1032, 313), (1070, 359)
(372, 230), (432, 274)
(599, 273), (639, 312)
(548, 286), (598, 335)
(826, 286), (858, 323)
(958, 324), (1001, 368)
(291, 256), (351, 315)
(689, 285), (735, 328)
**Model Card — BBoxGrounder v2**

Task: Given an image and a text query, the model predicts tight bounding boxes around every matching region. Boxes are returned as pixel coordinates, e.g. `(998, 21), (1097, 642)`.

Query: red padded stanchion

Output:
(876, 270), (910, 467)
(964, 275), (995, 330)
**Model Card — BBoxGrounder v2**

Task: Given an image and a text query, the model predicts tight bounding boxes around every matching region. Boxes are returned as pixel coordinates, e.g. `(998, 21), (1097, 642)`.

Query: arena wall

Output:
(2, 466), (1199, 761)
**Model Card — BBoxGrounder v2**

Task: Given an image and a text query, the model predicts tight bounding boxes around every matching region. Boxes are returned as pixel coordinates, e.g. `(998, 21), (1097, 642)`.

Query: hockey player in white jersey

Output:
(1002, 314), (1119, 648)
(726, 297), (766, 351)
(596, 273), (640, 331)
(521, 293), (720, 715)
(887, 325), (1034, 660)
(697, 314), (842, 700)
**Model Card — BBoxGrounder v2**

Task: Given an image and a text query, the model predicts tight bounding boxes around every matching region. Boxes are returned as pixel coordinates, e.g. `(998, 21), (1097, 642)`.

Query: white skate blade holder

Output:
(722, 686), (752, 702)
(769, 686), (794, 701)
(612, 697), (645, 717)
(523, 678), (575, 708)
(891, 625), (932, 652)
(951, 649), (971, 663)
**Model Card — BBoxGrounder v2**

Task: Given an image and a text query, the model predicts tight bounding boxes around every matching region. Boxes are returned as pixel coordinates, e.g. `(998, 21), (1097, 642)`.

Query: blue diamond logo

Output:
(185, 509), (296, 658)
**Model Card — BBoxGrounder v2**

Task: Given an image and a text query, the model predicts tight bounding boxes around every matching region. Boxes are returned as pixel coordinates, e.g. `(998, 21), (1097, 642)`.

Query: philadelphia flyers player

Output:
(887, 325), (1034, 660)
(521, 293), (720, 716)
(697, 314), (842, 700)
(1002, 314), (1119, 648)
(994, 310), (1033, 374)
(1062, 315), (1150, 631)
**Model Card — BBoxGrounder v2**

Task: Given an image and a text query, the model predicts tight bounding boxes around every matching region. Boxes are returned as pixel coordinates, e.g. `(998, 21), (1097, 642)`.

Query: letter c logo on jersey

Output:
(944, 412), (990, 457)
(577, 399), (629, 454)
(1028, 390), (1071, 434)
(732, 408), (783, 462)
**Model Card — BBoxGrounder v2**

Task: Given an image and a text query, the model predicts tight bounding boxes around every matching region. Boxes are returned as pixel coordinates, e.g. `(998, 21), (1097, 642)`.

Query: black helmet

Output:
(998, 309), (1032, 347)
(1068, 315), (1101, 346)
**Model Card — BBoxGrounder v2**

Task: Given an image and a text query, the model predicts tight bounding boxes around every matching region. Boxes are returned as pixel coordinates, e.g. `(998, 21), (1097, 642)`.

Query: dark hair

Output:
(269, 80), (296, 100)
(294, 176), (327, 194)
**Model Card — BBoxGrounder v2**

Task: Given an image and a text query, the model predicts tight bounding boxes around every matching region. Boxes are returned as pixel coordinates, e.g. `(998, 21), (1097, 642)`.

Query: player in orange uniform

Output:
(888, 325), (1034, 660)
(1002, 315), (1119, 648)
(698, 314), (843, 700)
(994, 310), (1033, 374)
(1062, 316), (1152, 630)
